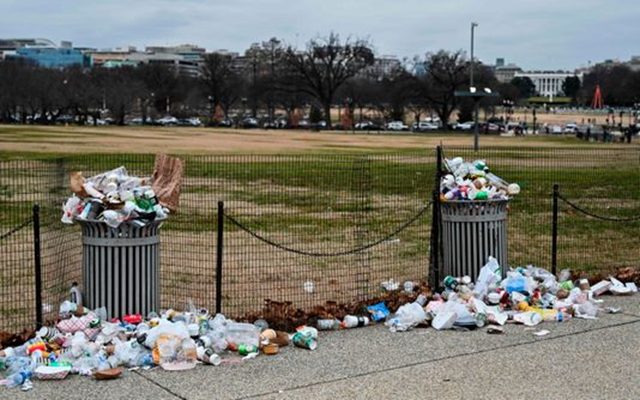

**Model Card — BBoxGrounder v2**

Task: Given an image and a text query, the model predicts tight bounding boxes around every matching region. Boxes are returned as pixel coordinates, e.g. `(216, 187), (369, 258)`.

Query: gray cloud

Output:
(2, 0), (638, 69)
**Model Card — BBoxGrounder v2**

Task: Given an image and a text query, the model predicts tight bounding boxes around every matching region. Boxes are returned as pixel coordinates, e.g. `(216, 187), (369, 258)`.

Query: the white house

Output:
(513, 71), (584, 97)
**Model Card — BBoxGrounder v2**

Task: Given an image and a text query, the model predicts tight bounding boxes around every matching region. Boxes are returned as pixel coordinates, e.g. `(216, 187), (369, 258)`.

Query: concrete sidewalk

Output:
(5, 296), (640, 400)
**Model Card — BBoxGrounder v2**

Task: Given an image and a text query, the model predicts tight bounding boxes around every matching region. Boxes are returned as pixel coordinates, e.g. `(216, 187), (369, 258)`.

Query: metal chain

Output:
(558, 195), (640, 222)
(0, 218), (33, 241)
(224, 202), (432, 257)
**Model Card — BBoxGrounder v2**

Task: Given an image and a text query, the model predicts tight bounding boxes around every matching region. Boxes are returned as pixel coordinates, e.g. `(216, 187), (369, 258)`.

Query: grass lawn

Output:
(0, 126), (638, 330)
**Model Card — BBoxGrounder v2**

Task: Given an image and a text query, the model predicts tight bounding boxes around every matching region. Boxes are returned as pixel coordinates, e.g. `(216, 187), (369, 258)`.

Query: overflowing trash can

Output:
(61, 156), (184, 319)
(77, 218), (165, 319)
(441, 200), (508, 280)
(439, 156), (519, 282)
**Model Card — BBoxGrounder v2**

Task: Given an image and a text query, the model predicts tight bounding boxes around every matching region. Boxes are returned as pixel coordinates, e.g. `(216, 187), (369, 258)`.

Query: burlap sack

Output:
(151, 154), (185, 212)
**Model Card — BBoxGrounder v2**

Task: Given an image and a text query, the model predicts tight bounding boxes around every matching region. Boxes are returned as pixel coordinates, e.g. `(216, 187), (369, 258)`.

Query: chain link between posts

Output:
(558, 194), (640, 222)
(223, 202), (432, 257)
(0, 218), (33, 241)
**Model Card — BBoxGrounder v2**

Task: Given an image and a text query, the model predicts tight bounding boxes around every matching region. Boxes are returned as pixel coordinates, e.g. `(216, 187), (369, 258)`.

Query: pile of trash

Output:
(2, 262), (636, 390)
(61, 155), (184, 228)
(440, 157), (520, 201)
(380, 257), (636, 334)
(0, 299), (320, 390)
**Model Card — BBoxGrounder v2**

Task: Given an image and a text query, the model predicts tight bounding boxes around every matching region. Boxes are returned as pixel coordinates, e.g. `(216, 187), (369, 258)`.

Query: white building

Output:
(513, 71), (584, 97)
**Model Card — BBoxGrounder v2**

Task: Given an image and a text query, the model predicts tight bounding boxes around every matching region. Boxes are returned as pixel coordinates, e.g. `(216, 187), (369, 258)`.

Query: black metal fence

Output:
(0, 147), (638, 333)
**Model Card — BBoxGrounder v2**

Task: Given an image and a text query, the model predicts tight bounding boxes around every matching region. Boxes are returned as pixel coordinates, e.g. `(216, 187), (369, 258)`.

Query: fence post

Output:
(33, 203), (43, 329)
(216, 201), (224, 315)
(552, 184), (559, 277)
(429, 146), (443, 290)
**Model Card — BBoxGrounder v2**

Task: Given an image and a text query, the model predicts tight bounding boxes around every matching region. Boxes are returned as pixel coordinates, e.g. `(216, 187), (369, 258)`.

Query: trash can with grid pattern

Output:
(77, 219), (164, 319)
(441, 200), (508, 281)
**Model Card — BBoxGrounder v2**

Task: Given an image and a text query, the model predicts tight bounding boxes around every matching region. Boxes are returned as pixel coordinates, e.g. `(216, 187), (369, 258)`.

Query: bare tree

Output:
(419, 50), (469, 129)
(283, 33), (374, 128)
(200, 53), (240, 122)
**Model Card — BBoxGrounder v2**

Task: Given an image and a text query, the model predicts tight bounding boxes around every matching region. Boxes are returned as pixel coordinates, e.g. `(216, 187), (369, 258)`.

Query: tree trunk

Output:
(323, 101), (332, 130)
(437, 106), (451, 131)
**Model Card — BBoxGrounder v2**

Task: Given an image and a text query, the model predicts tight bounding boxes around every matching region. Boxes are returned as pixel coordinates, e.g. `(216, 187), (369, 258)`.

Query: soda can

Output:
(292, 332), (317, 350)
(475, 313), (488, 328)
(37, 326), (61, 342)
(443, 276), (458, 290)
(89, 318), (101, 328)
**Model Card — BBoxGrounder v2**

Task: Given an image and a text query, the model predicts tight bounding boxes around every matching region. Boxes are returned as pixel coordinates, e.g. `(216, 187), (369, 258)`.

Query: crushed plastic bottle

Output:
(341, 315), (370, 329)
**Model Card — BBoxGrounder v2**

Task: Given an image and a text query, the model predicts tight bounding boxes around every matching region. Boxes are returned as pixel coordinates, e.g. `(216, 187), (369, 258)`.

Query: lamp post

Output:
(470, 22), (479, 150)
(470, 22), (478, 88)
(455, 22), (497, 151)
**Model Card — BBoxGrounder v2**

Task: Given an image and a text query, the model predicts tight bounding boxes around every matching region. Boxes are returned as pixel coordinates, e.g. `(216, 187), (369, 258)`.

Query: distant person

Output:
(626, 125), (634, 144)
(586, 126), (591, 141)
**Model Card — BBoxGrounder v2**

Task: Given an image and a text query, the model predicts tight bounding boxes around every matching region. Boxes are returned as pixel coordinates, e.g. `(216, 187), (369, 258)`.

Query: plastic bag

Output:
(367, 302), (390, 322)
(474, 257), (502, 296)
(385, 302), (426, 332)
(61, 196), (81, 224)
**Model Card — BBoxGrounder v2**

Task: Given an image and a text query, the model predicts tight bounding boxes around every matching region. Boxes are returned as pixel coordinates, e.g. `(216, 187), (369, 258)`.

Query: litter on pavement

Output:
(0, 259), (636, 391)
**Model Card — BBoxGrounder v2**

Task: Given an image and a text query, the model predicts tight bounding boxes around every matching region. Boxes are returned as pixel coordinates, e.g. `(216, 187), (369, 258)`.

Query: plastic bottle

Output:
(317, 319), (341, 330)
(225, 322), (260, 348)
(70, 282), (83, 307)
(341, 315), (370, 329)
(415, 294), (428, 306)
(5, 369), (32, 388)
(403, 281), (415, 294)
(180, 339), (197, 361)
(196, 347), (222, 366)
(540, 309), (572, 322)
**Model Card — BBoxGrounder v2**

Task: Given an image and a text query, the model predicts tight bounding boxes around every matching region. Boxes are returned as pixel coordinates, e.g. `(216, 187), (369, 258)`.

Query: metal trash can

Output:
(77, 219), (164, 319)
(441, 200), (508, 280)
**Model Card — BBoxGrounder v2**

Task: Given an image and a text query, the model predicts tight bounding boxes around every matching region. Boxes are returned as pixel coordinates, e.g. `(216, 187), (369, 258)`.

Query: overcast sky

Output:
(2, 0), (638, 70)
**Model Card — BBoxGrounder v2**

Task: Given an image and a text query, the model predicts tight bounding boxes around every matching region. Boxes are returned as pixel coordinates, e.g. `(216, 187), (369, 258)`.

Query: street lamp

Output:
(468, 21), (486, 151)
(454, 21), (498, 151)
(470, 22), (478, 88)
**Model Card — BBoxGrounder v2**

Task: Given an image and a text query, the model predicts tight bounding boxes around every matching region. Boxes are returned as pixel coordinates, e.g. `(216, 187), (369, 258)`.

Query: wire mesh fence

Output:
(442, 146), (640, 274)
(216, 153), (433, 317)
(0, 147), (638, 333)
(0, 216), (34, 332)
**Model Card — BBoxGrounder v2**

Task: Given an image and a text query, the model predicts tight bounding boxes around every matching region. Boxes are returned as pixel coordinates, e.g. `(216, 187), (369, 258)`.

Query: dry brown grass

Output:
(1, 124), (635, 156)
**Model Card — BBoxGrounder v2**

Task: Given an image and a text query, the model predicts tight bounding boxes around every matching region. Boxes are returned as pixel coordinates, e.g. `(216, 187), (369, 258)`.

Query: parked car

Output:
(355, 121), (382, 131)
(551, 125), (563, 134)
(564, 123), (579, 134)
(177, 117), (202, 127)
(241, 117), (259, 128)
(128, 117), (152, 125)
(455, 121), (475, 131)
(484, 123), (500, 132)
(423, 117), (442, 127)
(157, 116), (178, 126)
(216, 119), (233, 127)
(386, 121), (409, 131)
(412, 121), (439, 132)
(87, 116), (109, 126)
(263, 118), (288, 129)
